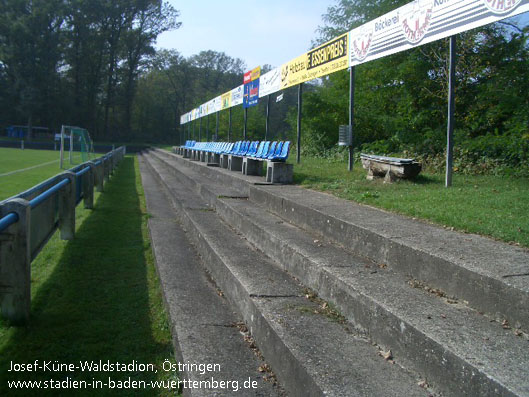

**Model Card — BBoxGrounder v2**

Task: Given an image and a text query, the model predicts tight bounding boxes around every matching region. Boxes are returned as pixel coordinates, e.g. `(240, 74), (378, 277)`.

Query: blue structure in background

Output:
(5, 126), (50, 138)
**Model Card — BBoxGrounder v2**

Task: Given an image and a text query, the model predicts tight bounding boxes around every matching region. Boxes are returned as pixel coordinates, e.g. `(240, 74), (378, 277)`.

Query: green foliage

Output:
(0, 0), (180, 142)
(299, 1), (529, 176)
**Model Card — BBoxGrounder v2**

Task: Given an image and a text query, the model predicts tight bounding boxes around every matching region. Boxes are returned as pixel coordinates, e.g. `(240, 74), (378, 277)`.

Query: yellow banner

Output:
(280, 33), (349, 89)
(251, 66), (261, 81)
(221, 92), (231, 109)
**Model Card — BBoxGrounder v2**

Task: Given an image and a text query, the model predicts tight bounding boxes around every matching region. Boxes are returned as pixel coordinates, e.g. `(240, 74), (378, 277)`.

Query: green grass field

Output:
(290, 157), (529, 248)
(0, 154), (177, 396)
(0, 147), (85, 200)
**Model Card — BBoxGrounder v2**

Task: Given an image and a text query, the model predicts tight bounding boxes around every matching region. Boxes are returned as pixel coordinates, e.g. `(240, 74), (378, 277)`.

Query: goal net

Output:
(59, 125), (94, 168)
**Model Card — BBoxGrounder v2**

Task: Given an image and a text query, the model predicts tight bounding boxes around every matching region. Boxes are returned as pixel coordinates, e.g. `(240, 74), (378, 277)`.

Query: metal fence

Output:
(0, 146), (126, 323)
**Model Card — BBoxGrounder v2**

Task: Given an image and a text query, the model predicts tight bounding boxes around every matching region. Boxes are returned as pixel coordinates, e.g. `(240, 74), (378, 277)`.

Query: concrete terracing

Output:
(139, 147), (529, 397)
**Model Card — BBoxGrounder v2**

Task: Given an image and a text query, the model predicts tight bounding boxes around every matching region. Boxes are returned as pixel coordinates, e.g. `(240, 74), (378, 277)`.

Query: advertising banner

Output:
(182, 0), (529, 122)
(243, 79), (260, 108)
(281, 32), (349, 89)
(349, 0), (529, 67)
(244, 66), (261, 84)
(243, 66), (261, 108)
(204, 99), (213, 116)
(213, 96), (222, 113)
(231, 85), (244, 106)
(258, 68), (281, 98)
(221, 92), (232, 109)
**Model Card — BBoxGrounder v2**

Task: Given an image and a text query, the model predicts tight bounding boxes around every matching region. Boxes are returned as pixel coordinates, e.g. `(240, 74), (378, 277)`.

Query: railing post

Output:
(110, 151), (115, 175)
(103, 156), (110, 182)
(92, 161), (104, 192)
(59, 172), (76, 240)
(0, 199), (31, 324)
(83, 165), (95, 209)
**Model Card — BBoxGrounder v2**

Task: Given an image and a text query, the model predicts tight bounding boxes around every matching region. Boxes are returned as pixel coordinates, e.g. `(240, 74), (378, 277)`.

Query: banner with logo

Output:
(221, 92), (232, 109)
(243, 66), (261, 108)
(213, 96), (222, 113)
(204, 99), (213, 116)
(231, 85), (244, 106)
(181, 0), (529, 123)
(281, 32), (349, 89)
(259, 68), (281, 98)
(243, 79), (260, 108)
(350, 0), (529, 67)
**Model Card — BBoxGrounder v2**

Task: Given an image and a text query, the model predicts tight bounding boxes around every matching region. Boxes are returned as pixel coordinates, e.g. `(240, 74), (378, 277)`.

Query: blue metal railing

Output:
(0, 212), (18, 231)
(29, 178), (70, 210)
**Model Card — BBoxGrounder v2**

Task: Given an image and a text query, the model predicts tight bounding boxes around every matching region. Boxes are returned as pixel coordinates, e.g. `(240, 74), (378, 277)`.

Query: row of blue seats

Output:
(182, 140), (290, 162)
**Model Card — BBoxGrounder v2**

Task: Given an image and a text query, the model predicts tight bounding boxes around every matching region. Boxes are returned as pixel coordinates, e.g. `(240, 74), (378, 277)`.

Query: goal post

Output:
(59, 125), (94, 168)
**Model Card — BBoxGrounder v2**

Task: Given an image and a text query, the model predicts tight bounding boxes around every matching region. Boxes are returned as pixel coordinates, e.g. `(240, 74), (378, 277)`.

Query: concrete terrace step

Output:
(215, 196), (529, 397)
(148, 149), (248, 206)
(138, 154), (280, 396)
(249, 185), (529, 329)
(149, 148), (529, 397)
(152, 147), (529, 332)
(141, 152), (429, 397)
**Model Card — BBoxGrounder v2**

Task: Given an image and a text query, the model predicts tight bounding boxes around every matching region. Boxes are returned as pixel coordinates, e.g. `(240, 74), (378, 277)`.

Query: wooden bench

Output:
(360, 154), (421, 182)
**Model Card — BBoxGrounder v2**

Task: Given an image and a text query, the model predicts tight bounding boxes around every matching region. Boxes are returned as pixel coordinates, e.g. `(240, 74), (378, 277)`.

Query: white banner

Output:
(259, 68), (281, 98)
(350, 0), (529, 66)
(214, 96), (222, 112)
(231, 85), (244, 106)
(204, 99), (213, 116)
(181, 0), (529, 123)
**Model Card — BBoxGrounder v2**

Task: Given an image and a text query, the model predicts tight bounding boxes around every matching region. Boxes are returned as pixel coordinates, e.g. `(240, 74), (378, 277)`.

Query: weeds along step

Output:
(147, 148), (529, 397)
(141, 152), (428, 397)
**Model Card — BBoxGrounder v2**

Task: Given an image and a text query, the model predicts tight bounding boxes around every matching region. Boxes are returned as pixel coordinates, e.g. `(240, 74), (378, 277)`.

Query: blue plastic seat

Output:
(254, 141), (270, 159)
(242, 141), (251, 155)
(229, 141), (241, 155)
(263, 141), (277, 159)
(248, 141), (263, 158)
(270, 141), (283, 159)
(268, 141), (290, 162)
(250, 141), (261, 157)
(235, 141), (248, 156)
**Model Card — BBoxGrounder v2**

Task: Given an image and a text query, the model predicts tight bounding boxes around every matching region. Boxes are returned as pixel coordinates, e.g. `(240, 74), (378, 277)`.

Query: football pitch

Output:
(0, 147), (82, 200)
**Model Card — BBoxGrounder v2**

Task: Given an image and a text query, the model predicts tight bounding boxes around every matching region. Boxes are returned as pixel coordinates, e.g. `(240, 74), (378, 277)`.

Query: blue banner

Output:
(243, 79), (260, 108)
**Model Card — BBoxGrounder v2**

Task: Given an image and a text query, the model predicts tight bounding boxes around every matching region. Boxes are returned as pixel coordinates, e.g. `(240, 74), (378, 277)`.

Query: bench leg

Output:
(366, 167), (375, 181)
(243, 158), (261, 176)
(229, 156), (243, 171)
(384, 166), (397, 183)
(266, 161), (293, 184)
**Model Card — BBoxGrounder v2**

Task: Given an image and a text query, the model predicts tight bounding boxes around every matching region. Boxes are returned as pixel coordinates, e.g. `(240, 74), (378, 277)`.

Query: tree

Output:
(0, 0), (65, 139)
(120, 0), (180, 138)
(300, 0), (529, 160)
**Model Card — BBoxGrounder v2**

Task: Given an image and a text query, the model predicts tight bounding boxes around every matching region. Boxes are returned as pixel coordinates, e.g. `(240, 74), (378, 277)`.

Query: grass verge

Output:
(0, 156), (178, 396)
(290, 157), (529, 248)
